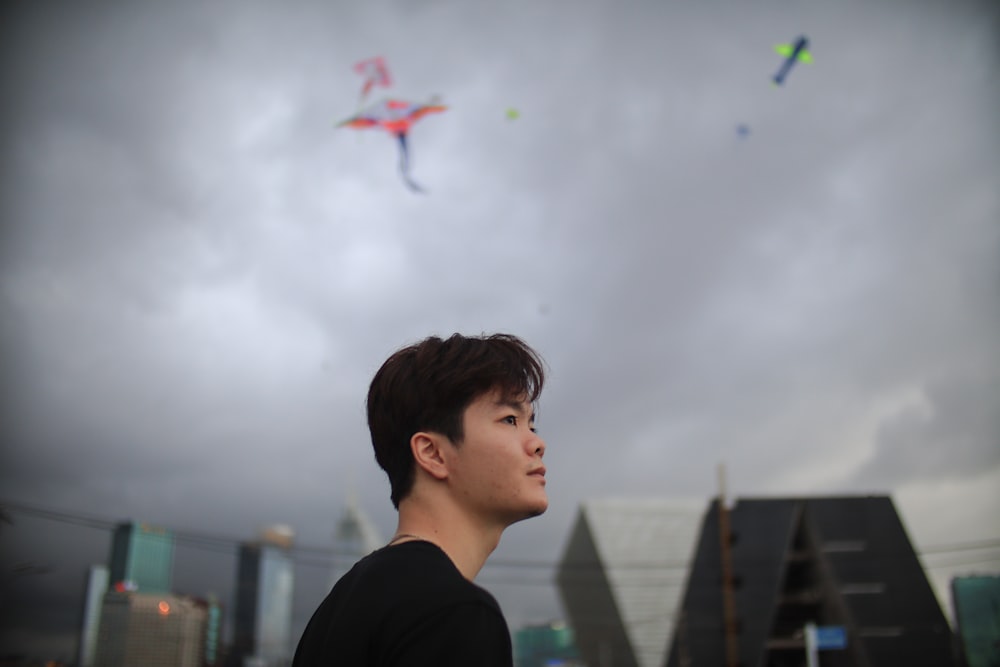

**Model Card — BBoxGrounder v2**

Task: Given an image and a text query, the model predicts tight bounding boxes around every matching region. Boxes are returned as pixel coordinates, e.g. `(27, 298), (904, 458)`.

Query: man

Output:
(293, 333), (548, 666)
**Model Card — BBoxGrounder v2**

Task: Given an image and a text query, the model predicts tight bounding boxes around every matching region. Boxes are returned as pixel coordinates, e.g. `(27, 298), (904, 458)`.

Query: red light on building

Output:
(158, 600), (170, 615)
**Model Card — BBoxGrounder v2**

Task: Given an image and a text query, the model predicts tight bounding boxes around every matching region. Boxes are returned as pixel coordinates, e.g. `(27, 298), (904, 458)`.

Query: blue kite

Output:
(773, 35), (812, 85)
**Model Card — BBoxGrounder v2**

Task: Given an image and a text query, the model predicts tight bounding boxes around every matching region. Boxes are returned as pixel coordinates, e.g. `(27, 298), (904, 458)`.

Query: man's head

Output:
(366, 333), (545, 508)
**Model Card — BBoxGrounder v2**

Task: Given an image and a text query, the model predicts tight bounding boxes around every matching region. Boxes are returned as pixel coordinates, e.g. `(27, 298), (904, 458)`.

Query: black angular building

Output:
(666, 496), (956, 667)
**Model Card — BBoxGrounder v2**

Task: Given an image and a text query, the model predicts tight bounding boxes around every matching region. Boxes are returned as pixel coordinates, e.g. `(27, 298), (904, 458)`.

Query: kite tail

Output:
(396, 133), (425, 193)
(358, 80), (375, 107)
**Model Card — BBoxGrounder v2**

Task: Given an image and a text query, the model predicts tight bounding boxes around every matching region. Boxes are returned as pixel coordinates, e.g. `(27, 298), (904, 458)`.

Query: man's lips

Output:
(528, 467), (546, 478)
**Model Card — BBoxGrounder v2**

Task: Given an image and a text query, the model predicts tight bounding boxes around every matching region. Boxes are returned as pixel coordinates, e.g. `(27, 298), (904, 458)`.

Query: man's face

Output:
(445, 390), (548, 527)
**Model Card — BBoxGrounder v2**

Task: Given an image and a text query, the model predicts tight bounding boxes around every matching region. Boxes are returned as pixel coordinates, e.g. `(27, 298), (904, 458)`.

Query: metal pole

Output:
(805, 622), (818, 667)
(718, 464), (739, 667)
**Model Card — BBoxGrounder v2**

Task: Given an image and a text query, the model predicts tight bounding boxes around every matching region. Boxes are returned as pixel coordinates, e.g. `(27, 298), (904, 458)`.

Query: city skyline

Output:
(2, 491), (997, 663)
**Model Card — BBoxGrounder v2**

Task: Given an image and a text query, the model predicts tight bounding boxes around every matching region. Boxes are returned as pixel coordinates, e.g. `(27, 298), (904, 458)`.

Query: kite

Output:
(353, 56), (392, 104)
(772, 35), (812, 85)
(336, 97), (448, 192)
(505, 108), (520, 120)
(736, 123), (751, 138)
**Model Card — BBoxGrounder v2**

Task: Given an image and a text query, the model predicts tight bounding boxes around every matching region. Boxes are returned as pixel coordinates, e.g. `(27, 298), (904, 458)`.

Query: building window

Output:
(821, 541), (866, 553)
(839, 582), (886, 594)
(859, 626), (904, 637)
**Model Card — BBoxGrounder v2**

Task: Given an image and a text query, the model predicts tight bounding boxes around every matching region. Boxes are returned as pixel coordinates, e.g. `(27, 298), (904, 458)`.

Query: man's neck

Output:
(393, 496), (503, 580)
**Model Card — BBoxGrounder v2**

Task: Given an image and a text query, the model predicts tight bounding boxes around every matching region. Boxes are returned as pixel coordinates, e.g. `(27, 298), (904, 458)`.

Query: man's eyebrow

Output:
(494, 399), (535, 421)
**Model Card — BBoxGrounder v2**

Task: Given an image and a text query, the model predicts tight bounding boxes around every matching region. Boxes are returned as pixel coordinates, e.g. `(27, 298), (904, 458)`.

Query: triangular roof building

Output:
(666, 495), (957, 667)
(556, 498), (705, 667)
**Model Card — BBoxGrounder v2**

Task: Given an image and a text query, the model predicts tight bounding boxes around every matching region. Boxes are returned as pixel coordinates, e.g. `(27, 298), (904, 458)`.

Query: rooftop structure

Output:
(556, 498), (705, 667)
(666, 495), (957, 667)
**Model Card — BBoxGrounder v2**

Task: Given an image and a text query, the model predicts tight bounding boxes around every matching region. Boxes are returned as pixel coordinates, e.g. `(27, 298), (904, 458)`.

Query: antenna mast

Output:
(718, 463), (739, 667)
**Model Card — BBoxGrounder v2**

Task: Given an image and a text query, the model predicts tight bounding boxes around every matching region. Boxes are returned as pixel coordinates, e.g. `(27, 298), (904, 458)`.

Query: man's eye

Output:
(503, 416), (517, 425)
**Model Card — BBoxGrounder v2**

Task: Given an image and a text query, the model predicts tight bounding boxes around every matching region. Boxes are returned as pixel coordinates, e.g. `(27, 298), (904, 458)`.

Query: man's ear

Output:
(411, 432), (449, 480)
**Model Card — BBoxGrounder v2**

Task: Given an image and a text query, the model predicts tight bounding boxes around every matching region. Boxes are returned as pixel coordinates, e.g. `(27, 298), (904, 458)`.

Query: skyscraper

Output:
(201, 594), (224, 667)
(230, 525), (295, 667)
(108, 521), (174, 593)
(77, 564), (109, 667)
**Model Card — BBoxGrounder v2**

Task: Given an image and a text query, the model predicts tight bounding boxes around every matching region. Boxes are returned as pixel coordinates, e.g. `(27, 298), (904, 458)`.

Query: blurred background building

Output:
(951, 574), (1000, 667)
(92, 591), (207, 667)
(77, 565), (108, 667)
(665, 495), (957, 667)
(75, 522), (217, 667)
(229, 525), (295, 667)
(327, 493), (382, 593)
(198, 594), (224, 667)
(108, 521), (174, 593)
(513, 620), (582, 667)
(556, 498), (705, 667)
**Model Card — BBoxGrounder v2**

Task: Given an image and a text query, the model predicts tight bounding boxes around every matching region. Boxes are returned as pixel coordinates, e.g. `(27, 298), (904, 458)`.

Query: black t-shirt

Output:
(292, 540), (513, 666)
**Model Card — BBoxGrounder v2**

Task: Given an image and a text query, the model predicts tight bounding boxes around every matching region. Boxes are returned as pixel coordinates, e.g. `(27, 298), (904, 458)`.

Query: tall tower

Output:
(77, 564), (109, 667)
(108, 521), (174, 593)
(328, 493), (382, 591)
(230, 525), (295, 667)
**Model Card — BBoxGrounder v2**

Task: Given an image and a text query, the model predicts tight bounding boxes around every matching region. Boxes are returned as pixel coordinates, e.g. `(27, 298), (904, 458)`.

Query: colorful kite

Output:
(773, 35), (812, 85)
(336, 98), (448, 192)
(353, 56), (392, 104)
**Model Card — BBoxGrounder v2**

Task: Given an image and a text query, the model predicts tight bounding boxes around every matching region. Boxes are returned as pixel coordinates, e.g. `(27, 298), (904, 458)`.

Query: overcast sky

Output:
(2, 0), (998, 660)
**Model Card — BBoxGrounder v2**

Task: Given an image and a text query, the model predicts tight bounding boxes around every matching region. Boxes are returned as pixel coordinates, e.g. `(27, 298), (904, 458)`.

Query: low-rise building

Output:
(93, 590), (207, 667)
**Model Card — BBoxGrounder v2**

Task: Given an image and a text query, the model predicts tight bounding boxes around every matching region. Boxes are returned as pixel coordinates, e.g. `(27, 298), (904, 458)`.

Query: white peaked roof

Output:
(328, 494), (383, 592)
(559, 497), (706, 667)
(334, 493), (383, 556)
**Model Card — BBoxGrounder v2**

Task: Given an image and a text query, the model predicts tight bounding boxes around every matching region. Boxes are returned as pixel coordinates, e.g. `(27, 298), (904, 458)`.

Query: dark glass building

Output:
(666, 495), (957, 667)
(951, 575), (1000, 667)
(513, 621), (582, 667)
(230, 526), (295, 667)
(108, 521), (174, 593)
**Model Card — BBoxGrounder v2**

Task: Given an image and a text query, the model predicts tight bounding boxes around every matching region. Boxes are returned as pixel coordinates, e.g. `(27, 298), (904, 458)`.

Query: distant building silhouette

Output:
(556, 498), (705, 667)
(513, 621), (582, 667)
(77, 564), (109, 667)
(666, 495), (957, 667)
(92, 590), (207, 667)
(229, 525), (295, 667)
(951, 574), (1000, 667)
(328, 493), (382, 592)
(199, 594), (224, 667)
(108, 521), (174, 593)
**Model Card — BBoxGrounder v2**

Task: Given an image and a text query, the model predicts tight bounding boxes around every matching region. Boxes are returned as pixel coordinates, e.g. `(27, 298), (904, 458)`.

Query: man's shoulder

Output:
(294, 541), (511, 666)
(352, 541), (501, 610)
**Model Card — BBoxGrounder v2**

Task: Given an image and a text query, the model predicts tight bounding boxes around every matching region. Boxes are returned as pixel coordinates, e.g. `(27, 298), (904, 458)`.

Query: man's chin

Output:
(515, 500), (548, 523)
